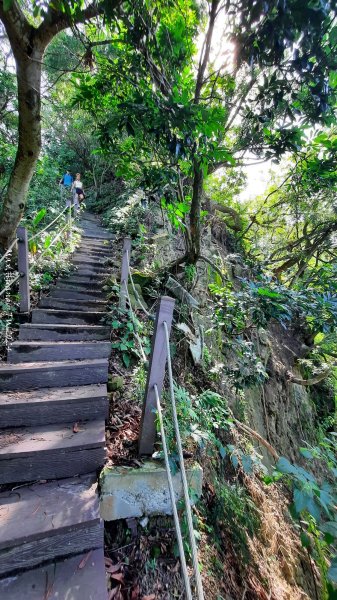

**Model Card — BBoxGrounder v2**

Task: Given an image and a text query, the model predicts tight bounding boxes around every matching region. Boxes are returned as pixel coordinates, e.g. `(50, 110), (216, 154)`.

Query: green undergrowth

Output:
(99, 195), (337, 598)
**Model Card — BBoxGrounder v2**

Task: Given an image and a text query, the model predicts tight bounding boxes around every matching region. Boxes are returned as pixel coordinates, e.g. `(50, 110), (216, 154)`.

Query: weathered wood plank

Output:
(120, 238), (132, 309)
(0, 358), (108, 391)
(38, 297), (107, 311)
(0, 420), (105, 483)
(8, 341), (111, 362)
(139, 296), (175, 455)
(55, 280), (107, 290)
(0, 548), (107, 599)
(16, 226), (30, 314)
(19, 324), (110, 341)
(0, 475), (99, 548)
(31, 308), (105, 325)
(0, 475), (103, 576)
(49, 289), (103, 301)
(0, 384), (108, 426)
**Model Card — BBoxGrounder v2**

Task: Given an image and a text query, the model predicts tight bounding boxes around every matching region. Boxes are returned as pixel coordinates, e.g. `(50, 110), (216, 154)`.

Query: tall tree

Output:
(0, 0), (121, 250)
(76, 0), (337, 265)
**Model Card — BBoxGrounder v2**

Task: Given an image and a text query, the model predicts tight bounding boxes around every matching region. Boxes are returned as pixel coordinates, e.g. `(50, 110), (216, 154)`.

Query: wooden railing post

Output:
(17, 226), (30, 314)
(120, 237), (131, 309)
(139, 296), (175, 455)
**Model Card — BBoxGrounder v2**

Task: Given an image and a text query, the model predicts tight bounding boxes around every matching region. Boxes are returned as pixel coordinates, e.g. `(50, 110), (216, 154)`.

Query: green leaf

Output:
(241, 454), (253, 474)
(32, 208), (47, 227)
(3, 0), (14, 10)
(122, 353), (131, 367)
(328, 557), (337, 583)
(321, 522), (337, 538)
(293, 488), (309, 514)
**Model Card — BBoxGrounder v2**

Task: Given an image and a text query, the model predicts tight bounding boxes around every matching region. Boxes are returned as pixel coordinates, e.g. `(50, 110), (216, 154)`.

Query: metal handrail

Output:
(28, 206), (68, 243)
(30, 222), (70, 270)
(0, 272), (21, 298)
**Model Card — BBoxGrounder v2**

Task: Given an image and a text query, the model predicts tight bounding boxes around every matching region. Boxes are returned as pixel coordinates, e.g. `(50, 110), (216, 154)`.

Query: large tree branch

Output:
(194, 0), (219, 102)
(0, 0), (33, 56)
(287, 364), (337, 386)
(36, 2), (122, 47)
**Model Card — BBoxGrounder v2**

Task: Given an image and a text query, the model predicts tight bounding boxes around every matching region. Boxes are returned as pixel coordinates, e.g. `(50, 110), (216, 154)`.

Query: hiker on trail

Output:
(71, 173), (85, 214)
(59, 170), (73, 189)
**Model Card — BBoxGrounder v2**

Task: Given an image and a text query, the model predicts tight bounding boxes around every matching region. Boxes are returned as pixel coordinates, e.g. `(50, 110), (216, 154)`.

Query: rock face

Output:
(100, 461), (203, 520)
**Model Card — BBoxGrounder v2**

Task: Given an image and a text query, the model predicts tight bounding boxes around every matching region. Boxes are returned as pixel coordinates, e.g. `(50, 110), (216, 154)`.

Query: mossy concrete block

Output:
(108, 375), (124, 392)
(100, 460), (203, 521)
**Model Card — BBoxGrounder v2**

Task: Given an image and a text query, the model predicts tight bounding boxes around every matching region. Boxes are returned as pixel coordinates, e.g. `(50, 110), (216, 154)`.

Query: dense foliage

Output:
(0, 1), (337, 597)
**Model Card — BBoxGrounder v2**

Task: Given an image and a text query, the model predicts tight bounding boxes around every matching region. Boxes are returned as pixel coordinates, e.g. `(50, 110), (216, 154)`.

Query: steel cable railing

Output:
(0, 273), (21, 298)
(153, 383), (193, 600)
(163, 321), (205, 600)
(0, 205), (74, 308)
(122, 242), (205, 600)
(0, 237), (18, 267)
(28, 206), (68, 243)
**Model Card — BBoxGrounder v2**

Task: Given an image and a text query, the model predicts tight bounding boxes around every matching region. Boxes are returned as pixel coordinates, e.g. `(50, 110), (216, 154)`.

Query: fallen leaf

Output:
(111, 572), (124, 583)
(106, 563), (121, 574)
(78, 551), (92, 570)
(131, 585), (140, 599)
(73, 422), (79, 433)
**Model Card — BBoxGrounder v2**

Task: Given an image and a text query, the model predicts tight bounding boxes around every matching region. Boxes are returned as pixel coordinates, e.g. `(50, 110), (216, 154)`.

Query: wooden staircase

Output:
(0, 213), (113, 599)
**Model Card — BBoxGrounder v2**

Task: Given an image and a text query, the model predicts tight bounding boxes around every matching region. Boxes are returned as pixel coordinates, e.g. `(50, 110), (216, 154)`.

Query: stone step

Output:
(0, 475), (103, 576)
(31, 308), (105, 326)
(0, 383), (108, 426)
(0, 358), (108, 391)
(39, 297), (107, 311)
(8, 340), (111, 362)
(0, 548), (107, 600)
(19, 323), (110, 341)
(0, 420), (105, 484)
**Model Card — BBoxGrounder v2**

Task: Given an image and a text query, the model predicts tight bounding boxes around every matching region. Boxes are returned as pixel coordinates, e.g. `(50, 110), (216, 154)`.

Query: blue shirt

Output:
(63, 173), (73, 186)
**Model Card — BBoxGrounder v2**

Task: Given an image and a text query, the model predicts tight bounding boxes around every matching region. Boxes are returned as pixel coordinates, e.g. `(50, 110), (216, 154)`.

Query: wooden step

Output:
(0, 548), (107, 600)
(72, 257), (111, 266)
(19, 323), (110, 341)
(31, 308), (105, 326)
(49, 289), (103, 301)
(8, 340), (111, 362)
(59, 274), (108, 285)
(73, 249), (113, 258)
(0, 383), (108, 426)
(0, 420), (105, 484)
(82, 233), (113, 240)
(55, 280), (107, 291)
(0, 358), (108, 391)
(39, 297), (107, 311)
(0, 475), (103, 576)
(70, 264), (112, 277)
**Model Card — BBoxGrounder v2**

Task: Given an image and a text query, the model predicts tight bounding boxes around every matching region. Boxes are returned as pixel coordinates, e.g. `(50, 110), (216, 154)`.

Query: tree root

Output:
(232, 417), (279, 462)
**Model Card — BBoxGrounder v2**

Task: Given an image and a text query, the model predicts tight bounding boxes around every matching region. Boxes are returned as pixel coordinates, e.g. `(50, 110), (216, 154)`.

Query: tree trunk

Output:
(188, 163), (203, 263)
(0, 46), (43, 250)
